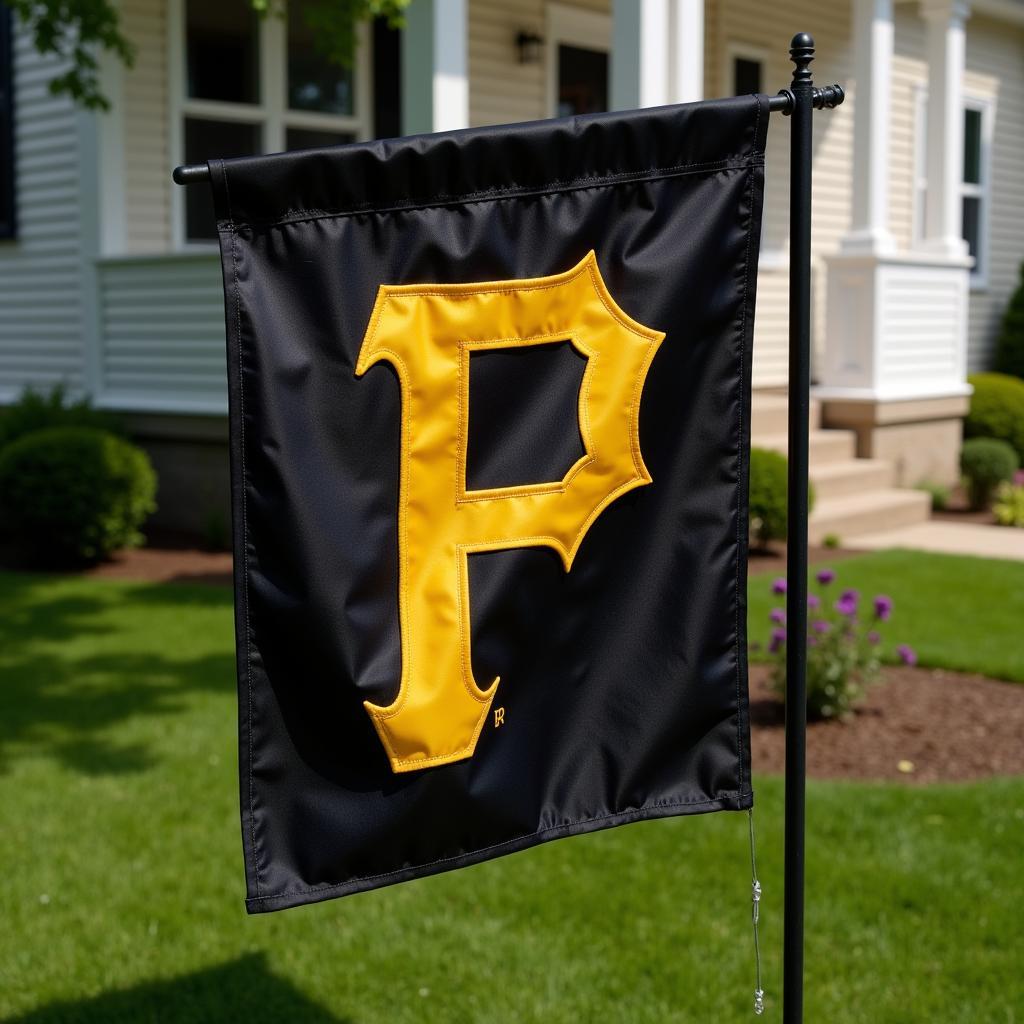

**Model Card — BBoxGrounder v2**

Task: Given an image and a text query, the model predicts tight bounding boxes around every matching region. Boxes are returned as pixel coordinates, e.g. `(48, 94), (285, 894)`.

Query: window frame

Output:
(722, 41), (768, 98)
(959, 97), (991, 289)
(169, 0), (372, 249)
(912, 87), (993, 290)
(0, 3), (16, 242)
(545, 2), (611, 119)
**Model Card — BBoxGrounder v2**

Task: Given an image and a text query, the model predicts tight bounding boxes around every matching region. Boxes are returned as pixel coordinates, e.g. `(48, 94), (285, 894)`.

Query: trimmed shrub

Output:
(0, 428), (156, 565)
(0, 384), (122, 453)
(965, 373), (1024, 463)
(916, 480), (950, 511)
(960, 437), (1019, 510)
(748, 447), (815, 547)
(994, 262), (1024, 381)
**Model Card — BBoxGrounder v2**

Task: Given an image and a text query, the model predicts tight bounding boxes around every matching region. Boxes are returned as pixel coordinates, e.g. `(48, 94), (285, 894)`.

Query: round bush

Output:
(959, 437), (1019, 510)
(965, 373), (1024, 463)
(749, 446), (815, 547)
(0, 427), (157, 565)
(0, 384), (122, 452)
(993, 262), (1024, 381)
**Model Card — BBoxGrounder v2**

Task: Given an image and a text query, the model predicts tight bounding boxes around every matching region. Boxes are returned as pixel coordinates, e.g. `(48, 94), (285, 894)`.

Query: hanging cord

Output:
(749, 808), (765, 1015)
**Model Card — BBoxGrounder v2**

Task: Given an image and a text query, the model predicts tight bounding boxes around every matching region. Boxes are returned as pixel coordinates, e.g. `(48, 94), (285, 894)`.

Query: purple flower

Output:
(873, 595), (893, 621)
(769, 627), (787, 654)
(772, 577), (788, 595)
(897, 644), (918, 667)
(812, 619), (831, 634)
(1015, 469), (1024, 486)
(770, 607), (786, 625)
(867, 630), (881, 645)
(816, 568), (836, 586)
(835, 593), (858, 616)
(807, 594), (821, 610)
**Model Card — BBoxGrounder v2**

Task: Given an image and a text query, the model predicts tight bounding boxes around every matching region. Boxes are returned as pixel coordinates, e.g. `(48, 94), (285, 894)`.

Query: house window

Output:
(179, 0), (369, 243)
(960, 105), (985, 274)
(0, 3), (15, 241)
(914, 94), (991, 285)
(732, 56), (763, 96)
(546, 4), (610, 118)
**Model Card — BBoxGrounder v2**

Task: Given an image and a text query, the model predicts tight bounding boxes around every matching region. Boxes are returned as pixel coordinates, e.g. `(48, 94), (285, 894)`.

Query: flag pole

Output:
(779, 33), (843, 1024)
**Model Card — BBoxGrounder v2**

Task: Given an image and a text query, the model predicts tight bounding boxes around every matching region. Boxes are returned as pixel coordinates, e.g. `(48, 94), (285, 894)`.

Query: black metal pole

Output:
(783, 32), (815, 1024)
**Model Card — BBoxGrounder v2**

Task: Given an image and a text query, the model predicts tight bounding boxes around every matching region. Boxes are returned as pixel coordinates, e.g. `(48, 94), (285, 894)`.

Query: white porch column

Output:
(401, 0), (468, 135)
(611, 0), (671, 109)
(918, 0), (971, 258)
(612, 0), (704, 109)
(841, 0), (895, 254)
(670, 0), (704, 104)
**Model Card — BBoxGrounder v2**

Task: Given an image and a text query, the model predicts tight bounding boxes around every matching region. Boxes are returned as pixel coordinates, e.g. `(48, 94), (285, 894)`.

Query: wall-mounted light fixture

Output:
(515, 30), (544, 65)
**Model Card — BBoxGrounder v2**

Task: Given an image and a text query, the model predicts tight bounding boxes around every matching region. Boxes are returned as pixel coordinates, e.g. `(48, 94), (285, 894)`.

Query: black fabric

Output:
(210, 95), (769, 914)
(466, 341), (587, 491)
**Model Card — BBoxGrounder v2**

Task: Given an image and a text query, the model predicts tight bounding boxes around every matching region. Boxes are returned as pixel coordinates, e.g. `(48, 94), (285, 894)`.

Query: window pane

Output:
(288, 3), (355, 115)
(963, 107), (982, 185)
(186, 0), (260, 104)
(733, 57), (763, 96)
(962, 194), (980, 268)
(184, 118), (261, 241)
(557, 45), (608, 117)
(286, 127), (355, 151)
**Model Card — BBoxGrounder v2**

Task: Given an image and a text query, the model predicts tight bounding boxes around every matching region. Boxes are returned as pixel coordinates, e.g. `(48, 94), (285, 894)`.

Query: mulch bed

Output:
(85, 544), (233, 587)
(931, 482), (998, 525)
(749, 663), (1024, 783)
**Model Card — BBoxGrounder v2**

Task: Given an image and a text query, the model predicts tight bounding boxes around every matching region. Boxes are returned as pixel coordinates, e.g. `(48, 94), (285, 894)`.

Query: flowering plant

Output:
(993, 480), (1024, 527)
(766, 569), (915, 720)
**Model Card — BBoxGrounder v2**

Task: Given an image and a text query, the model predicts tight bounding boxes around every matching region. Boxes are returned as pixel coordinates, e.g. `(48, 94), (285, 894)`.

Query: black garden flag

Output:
(209, 95), (768, 913)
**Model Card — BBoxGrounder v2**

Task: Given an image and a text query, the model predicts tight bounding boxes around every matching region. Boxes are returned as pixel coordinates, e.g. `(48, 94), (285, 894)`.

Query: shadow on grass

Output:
(0, 572), (235, 776)
(3, 953), (352, 1024)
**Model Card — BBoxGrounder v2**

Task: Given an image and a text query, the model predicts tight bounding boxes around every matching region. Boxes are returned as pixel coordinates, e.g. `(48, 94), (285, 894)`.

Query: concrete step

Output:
(756, 428), (857, 465)
(750, 393), (821, 436)
(809, 458), (895, 501)
(808, 489), (932, 544)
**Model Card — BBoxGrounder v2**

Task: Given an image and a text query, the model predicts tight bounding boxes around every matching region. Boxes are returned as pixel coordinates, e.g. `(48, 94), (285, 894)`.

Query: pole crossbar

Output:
(170, 42), (843, 1023)
(170, 82), (844, 186)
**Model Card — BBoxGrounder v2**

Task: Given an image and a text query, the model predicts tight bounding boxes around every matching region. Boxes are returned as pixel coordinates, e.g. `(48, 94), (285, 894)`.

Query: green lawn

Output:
(1, 568), (1022, 1023)
(749, 548), (1024, 683)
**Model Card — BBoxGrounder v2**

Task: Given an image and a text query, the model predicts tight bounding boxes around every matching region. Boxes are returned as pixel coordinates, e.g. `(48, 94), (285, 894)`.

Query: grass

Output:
(749, 548), (1024, 683)
(0, 567), (1022, 1023)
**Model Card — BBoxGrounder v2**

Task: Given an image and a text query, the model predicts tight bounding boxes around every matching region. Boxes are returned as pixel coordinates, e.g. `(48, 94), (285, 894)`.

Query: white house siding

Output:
(121, 0), (172, 254)
(97, 254), (227, 413)
(965, 14), (1024, 372)
(0, 28), (85, 399)
(707, 0), (854, 387)
(468, 0), (611, 128)
(890, 9), (924, 254)
(891, 9), (1024, 373)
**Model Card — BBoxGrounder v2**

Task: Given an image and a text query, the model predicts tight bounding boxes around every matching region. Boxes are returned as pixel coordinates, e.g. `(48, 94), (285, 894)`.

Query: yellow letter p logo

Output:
(356, 253), (664, 772)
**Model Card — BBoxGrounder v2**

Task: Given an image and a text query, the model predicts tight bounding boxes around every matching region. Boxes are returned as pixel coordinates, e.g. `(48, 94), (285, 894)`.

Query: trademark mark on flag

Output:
(494, 707), (506, 729)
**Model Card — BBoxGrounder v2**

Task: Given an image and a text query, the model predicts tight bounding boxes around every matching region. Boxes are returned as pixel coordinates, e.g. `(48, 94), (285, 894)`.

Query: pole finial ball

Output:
(790, 32), (815, 51)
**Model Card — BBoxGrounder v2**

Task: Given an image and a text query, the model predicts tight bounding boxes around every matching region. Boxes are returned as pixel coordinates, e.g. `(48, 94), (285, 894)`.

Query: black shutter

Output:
(372, 16), (400, 140)
(0, 4), (15, 240)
